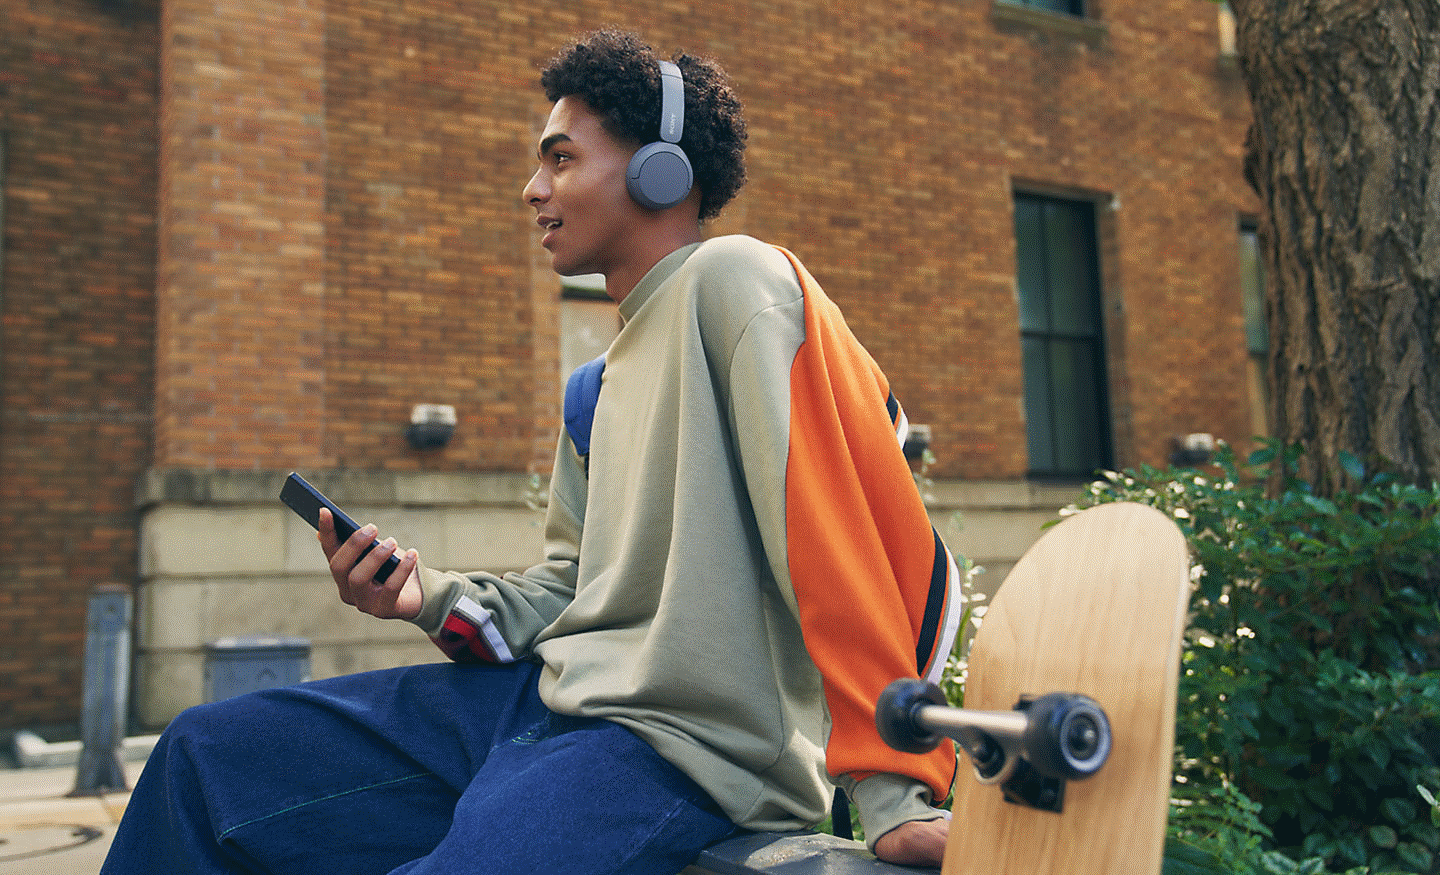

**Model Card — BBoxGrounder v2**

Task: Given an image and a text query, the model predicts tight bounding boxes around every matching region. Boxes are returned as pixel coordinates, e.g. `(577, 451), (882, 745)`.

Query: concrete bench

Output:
(681, 831), (939, 875)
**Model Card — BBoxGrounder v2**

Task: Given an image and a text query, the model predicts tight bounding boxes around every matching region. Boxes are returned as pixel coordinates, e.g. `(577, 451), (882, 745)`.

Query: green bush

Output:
(1071, 442), (1440, 874)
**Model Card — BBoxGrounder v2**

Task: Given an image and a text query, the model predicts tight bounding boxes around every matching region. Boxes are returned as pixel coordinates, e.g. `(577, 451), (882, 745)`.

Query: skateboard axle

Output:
(875, 679), (1112, 810)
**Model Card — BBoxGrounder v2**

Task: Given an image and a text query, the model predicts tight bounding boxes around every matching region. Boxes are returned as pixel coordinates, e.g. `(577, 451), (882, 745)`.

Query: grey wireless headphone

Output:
(625, 60), (694, 210)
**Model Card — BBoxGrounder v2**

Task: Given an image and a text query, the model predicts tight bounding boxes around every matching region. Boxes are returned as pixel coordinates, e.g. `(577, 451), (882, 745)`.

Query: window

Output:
(1239, 221), (1269, 437)
(559, 273), (619, 397)
(1218, 2), (1238, 57)
(991, 1), (1106, 51)
(999, 0), (1084, 17)
(1014, 193), (1113, 479)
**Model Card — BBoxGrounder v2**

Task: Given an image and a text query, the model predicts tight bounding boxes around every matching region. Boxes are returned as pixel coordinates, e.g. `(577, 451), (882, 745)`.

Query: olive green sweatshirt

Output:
(411, 236), (961, 846)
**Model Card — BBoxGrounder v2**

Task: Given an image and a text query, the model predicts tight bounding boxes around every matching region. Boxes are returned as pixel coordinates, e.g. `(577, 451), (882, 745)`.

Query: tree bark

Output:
(1230, 0), (1440, 495)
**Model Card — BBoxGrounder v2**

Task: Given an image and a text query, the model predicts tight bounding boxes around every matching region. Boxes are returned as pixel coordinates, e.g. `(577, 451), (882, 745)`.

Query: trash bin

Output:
(203, 636), (312, 702)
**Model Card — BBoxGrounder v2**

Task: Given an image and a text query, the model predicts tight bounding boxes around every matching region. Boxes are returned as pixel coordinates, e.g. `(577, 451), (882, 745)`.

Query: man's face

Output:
(523, 96), (646, 280)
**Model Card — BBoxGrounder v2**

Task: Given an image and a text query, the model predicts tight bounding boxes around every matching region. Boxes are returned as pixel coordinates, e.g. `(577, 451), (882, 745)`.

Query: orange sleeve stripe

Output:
(777, 248), (957, 797)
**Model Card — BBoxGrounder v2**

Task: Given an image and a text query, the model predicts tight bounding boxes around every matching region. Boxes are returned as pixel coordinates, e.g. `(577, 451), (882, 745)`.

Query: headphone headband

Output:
(657, 60), (684, 145)
(625, 58), (694, 210)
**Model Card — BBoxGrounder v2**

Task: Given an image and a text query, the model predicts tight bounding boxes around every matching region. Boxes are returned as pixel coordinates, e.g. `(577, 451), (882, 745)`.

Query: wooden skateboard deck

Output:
(943, 501), (1190, 875)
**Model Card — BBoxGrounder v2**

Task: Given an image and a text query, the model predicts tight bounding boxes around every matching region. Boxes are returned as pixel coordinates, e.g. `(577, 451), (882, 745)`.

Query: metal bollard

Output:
(71, 585), (133, 796)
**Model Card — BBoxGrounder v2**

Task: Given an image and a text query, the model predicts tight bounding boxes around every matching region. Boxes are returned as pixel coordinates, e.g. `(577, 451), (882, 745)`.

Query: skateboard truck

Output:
(875, 679), (1112, 813)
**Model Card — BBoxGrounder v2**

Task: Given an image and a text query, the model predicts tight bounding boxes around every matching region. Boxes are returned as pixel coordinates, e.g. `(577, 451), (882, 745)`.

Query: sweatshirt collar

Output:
(618, 242), (704, 323)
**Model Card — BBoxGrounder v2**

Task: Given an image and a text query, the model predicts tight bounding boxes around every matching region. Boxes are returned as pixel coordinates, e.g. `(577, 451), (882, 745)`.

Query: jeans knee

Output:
(161, 699), (228, 742)
(152, 695), (264, 768)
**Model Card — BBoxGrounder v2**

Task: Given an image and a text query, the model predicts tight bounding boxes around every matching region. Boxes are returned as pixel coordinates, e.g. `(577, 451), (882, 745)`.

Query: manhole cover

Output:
(0, 823), (103, 862)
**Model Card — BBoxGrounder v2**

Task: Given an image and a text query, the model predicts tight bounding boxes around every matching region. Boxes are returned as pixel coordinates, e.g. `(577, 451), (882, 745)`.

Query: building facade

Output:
(1, 0), (1257, 731)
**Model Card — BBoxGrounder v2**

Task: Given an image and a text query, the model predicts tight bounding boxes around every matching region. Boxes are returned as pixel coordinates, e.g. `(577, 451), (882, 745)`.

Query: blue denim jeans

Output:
(101, 661), (734, 874)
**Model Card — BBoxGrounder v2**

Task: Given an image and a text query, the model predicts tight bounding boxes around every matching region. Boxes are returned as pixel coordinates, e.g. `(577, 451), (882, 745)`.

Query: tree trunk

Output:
(1230, 0), (1440, 496)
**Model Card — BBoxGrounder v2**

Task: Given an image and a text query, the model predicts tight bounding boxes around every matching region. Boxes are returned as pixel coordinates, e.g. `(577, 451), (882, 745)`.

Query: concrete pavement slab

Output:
(0, 761), (143, 875)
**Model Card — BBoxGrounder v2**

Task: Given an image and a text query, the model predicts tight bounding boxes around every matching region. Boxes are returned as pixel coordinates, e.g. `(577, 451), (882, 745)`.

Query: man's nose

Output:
(523, 169), (548, 205)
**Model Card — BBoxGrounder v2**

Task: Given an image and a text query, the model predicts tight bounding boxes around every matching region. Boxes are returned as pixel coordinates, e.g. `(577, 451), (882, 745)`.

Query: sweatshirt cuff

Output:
(849, 772), (947, 853)
(408, 564), (461, 636)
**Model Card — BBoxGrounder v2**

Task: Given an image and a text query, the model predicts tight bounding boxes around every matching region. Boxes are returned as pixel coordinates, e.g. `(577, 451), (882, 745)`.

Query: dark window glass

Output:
(1001, 0), (1085, 17)
(1014, 194), (1112, 478)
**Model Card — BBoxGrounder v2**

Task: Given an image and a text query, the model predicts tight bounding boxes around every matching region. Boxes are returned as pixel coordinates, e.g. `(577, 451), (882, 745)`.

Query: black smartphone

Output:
(280, 472), (402, 584)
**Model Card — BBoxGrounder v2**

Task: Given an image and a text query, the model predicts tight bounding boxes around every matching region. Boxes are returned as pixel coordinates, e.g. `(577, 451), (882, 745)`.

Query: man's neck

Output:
(604, 218), (704, 304)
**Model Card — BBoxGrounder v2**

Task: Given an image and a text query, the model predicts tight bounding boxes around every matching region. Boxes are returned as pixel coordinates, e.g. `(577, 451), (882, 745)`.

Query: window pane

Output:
(1022, 338), (1055, 472)
(559, 291), (620, 405)
(1048, 339), (1105, 475)
(1240, 221), (1270, 438)
(1239, 225), (1267, 354)
(1014, 198), (1051, 333)
(1002, 0), (1085, 16)
(1042, 201), (1099, 337)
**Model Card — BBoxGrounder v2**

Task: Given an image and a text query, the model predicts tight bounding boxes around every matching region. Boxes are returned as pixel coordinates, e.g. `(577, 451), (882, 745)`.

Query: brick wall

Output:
(154, 0), (328, 470)
(2, 0), (1256, 730)
(322, 0), (552, 472)
(153, 0), (1254, 481)
(683, 0), (1257, 477)
(0, 0), (159, 729)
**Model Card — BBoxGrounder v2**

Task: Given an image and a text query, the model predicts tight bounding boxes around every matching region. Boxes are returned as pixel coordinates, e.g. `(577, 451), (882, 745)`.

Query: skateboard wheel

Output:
(1020, 693), (1111, 780)
(875, 679), (947, 754)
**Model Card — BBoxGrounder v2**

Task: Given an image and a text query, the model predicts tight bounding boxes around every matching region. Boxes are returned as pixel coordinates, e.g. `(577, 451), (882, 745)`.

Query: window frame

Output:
(990, 0), (1107, 47)
(1013, 191), (1115, 481)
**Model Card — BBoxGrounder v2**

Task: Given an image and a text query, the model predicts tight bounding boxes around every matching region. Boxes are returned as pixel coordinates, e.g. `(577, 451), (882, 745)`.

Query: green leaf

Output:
(1336, 834), (1369, 866)
(1162, 837), (1225, 875)
(1301, 494), (1339, 515)
(1381, 796), (1417, 825)
(1304, 782), (1335, 812)
(1396, 841), (1434, 872)
(1259, 850), (1299, 874)
(1339, 450), (1365, 482)
(1410, 819), (1440, 849)
(1365, 739), (1393, 771)
(1369, 824), (1398, 849)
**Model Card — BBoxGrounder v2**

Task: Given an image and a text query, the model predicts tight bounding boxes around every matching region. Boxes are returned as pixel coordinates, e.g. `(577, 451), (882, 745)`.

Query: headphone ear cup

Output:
(626, 142), (693, 210)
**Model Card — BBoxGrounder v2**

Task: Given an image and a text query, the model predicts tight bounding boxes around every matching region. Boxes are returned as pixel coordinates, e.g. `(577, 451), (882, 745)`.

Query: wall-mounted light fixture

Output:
(903, 424), (932, 461)
(1168, 432), (1216, 467)
(406, 404), (457, 450)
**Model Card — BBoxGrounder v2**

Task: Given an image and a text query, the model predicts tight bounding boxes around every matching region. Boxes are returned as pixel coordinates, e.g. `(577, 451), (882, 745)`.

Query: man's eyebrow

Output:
(538, 133), (572, 158)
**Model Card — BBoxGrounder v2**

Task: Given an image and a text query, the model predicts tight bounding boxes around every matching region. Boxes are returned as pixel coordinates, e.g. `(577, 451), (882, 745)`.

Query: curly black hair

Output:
(540, 30), (747, 222)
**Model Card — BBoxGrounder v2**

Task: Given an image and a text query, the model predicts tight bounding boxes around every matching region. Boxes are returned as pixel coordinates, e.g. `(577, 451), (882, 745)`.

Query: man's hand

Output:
(873, 815), (950, 868)
(318, 508), (424, 621)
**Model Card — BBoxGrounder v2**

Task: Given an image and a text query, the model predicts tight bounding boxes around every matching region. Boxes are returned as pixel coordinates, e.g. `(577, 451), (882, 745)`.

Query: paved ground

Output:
(0, 752), (916, 875)
(0, 759), (143, 875)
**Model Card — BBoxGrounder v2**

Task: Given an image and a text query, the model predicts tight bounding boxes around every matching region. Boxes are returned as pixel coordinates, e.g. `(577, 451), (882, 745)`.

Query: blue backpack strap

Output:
(563, 355), (606, 460)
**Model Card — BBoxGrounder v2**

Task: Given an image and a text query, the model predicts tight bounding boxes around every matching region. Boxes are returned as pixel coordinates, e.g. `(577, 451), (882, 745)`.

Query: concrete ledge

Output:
(12, 731), (160, 770)
(136, 467), (541, 509)
(683, 832), (938, 875)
